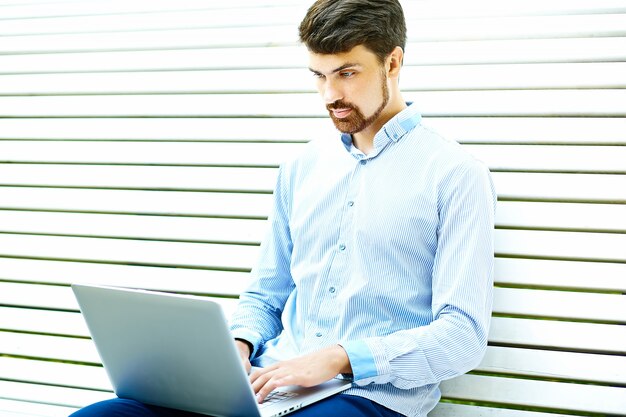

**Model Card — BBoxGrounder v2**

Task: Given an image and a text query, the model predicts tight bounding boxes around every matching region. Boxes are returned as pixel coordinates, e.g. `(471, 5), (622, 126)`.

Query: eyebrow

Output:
(308, 62), (361, 75)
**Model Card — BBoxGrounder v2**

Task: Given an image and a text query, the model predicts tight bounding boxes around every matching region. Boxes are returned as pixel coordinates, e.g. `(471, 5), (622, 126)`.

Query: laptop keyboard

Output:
(258, 391), (298, 409)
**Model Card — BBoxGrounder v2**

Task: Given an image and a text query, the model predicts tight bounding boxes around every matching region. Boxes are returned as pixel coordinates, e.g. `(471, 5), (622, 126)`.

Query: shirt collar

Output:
(340, 102), (422, 155)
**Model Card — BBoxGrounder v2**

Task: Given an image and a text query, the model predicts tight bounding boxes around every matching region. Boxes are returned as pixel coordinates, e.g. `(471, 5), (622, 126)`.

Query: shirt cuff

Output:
(230, 327), (263, 359)
(339, 339), (378, 381)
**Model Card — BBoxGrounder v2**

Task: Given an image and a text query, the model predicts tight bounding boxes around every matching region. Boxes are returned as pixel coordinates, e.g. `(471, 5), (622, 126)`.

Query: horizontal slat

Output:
(0, 234), (260, 271)
(0, 165), (279, 191)
(0, 0), (302, 20)
(493, 287), (626, 323)
(0, 357), (110, 391)
(1, 90), (626, 117)
(0, 117), (336, 141)
(2, 38), (626, 75)
(440, 374), (626, 415)
(0, 307), (87, 336)
(478, 346), (626, 385)
(494, 258), (626, 292)
(0, 5), (308, 36)
(3, 0), (625, 20)
(0, 379), (112, 410)
(0, 398), (78, 417)
(0, 141), (304, 166)
(430, 403), (573, 417)
(496, 201), (626, 232)
(3, 63), (626, 95)
(1, 117), (625, 145)
(0, 281), (240, 315)
(5, 331), (623, 386)
(465, 144), (626, 173)
(2, 257), (624, 301)
(3, 306), (624, 354)
(4, 280), (621, 325)
(0, 210), (266, 243)
(2, 142), (626, 174)
(489, 317), (626, 354)
(2, 14), (626, 54)
(0, 258), (251, 295)
(493, 172), (626, 202)
(0, 187), (273, 217)
(0, 331), (99, 363)
(495, 229), (626, 262)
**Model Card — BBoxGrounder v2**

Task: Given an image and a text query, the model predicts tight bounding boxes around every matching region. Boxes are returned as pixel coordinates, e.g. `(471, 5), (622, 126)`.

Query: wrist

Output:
(235, 338), (253, 359)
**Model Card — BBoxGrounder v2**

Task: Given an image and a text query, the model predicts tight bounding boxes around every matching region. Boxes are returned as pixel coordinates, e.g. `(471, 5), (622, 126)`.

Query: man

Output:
(231, 0), (496, 415)
(71, 1), (496, 416)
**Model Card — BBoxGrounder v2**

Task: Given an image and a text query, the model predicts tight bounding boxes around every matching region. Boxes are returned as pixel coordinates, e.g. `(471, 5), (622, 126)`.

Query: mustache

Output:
(326, 100), (356, 111)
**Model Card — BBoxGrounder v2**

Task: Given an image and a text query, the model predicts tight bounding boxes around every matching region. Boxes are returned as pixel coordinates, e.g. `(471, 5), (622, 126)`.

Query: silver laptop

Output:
(72, 284), (351, 417)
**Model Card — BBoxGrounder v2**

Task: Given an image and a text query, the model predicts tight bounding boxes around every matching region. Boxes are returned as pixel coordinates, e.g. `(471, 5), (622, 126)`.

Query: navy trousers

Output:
(69, 394), (403, 417)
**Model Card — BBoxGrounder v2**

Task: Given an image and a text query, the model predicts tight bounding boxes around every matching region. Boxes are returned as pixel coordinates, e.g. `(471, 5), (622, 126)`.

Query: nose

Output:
(321, 78), (342, 104)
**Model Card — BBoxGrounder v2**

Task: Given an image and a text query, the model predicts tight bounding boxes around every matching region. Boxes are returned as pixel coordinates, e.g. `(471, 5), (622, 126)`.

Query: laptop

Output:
(72, 284), (352, 417)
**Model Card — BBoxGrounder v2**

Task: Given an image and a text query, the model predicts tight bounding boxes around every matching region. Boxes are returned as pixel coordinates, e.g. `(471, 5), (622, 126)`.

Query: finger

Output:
(255, 375), (288, 404)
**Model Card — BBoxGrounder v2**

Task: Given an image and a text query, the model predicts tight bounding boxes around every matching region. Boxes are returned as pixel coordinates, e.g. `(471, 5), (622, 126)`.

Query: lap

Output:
(69, 394), (402, 417)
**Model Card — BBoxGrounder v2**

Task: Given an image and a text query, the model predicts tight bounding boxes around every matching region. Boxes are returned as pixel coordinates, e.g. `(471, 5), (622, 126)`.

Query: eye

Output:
(340, 71), (355, 78)
(311, 72), (325, 79)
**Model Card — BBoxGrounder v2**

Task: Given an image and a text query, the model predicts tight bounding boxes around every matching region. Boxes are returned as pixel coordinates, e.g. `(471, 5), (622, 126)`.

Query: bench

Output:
(0, 0), (625, 416)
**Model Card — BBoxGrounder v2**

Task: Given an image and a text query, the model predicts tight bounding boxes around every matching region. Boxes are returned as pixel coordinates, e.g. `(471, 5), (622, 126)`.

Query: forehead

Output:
(308, 44), (380, 73)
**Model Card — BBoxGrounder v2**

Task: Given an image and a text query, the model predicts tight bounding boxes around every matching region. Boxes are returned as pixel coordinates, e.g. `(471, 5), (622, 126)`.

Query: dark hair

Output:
(298, 0), (407, 63)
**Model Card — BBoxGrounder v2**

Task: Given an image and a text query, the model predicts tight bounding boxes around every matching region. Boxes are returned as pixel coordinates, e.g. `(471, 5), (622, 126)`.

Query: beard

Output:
(326, 71), (390, 134)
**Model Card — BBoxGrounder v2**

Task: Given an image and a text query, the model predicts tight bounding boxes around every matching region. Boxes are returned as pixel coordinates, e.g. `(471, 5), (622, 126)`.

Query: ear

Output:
(386, 46), (404, 78)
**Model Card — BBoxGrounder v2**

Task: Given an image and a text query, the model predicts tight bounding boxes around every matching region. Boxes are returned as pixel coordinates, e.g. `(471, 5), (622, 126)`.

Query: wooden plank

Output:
(0, 357), (110, 391)
(430, 403), (574, 417)
(0, 380), (113, 410)
(0, 234), (260, 271)
(0, 6), (308, 36)
(425, 117), (626, 144)
(0, 141), (305, 167)
(465, 144), (626, 173)
(0, 258), (252, 295)
(0, 117), (334, 141)
(478, 346), (626, 385)
(0, 331), (99, 363)
(0, 187), (274, 218)
(1, 90), (626, 117)
(0, 307), (87, 336)
(4, 141), (625, 174)
(0, 398), (78, 417)
(496, 201), (626, 232)
(1, 117), (625, 145)
(2, 14), (626, 53)
(440, 374), (626, 415)
(494, 258), (626, 292)
(489, 317), (626, 354)
(0, 281), (240, 313)
(3, 63), (626, 95)
(2, 38), (625, 74)
(0, 210), (268, 244)
(493, 172), (626, 202)
(495, 229), (626, 262)
(0, 165), (279, 192)
(493, 287), (626, 323)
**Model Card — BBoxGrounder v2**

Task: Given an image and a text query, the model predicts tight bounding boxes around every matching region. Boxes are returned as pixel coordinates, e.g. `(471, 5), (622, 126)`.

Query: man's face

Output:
(308, 45), (390, 134)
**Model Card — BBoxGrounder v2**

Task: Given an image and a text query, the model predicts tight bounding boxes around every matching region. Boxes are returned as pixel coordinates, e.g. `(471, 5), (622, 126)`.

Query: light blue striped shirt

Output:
(230, 103), (497, 417)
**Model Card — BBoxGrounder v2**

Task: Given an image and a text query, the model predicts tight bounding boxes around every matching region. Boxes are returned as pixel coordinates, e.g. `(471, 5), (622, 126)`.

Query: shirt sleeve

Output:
(229, 165), (296, 359)
(342, 161), (496, 388)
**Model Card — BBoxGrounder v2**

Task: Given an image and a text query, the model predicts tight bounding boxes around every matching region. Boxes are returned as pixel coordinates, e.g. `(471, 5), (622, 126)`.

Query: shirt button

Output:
(339, 244), (346, 251)
(360, 160), (367, 165)
(347, 201), (354, 207)
(329, 287), (336, 294)
(315, 332), (323, 338)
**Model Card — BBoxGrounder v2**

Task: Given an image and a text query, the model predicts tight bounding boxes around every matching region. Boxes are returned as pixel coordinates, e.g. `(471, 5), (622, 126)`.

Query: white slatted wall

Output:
(0, 1), (625, 416)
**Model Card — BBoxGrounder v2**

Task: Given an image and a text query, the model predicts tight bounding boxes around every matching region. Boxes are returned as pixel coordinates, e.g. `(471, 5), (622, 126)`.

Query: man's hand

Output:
(235, 339), (252, 374)
(249, 345), (352, 404)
